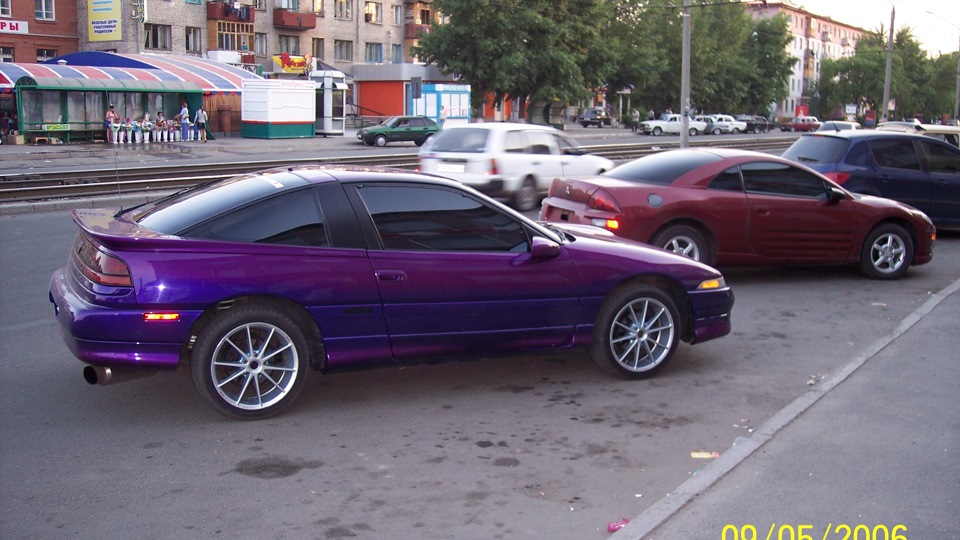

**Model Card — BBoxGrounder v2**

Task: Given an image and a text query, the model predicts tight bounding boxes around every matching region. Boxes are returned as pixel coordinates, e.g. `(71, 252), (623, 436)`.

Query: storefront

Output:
(0, 52), (262, 143)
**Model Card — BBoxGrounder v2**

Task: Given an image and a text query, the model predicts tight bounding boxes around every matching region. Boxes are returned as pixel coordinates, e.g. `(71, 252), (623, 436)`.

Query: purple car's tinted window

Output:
(182, 188), (327, 246)
(603, 151), (721, 185)
(133, 172), (312, 234)
(357, 185), (528, 252)
(781, 135), (850, 165)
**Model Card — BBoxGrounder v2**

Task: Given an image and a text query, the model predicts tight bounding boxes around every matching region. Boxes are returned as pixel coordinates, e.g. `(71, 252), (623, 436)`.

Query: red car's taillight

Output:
(823, 171), (851, 184)
(587, 188), (621, 213)
(72, 236), (132, 287)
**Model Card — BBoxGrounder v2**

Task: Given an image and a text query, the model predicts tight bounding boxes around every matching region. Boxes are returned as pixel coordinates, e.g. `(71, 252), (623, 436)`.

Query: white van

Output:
(418, 123), (615, 211)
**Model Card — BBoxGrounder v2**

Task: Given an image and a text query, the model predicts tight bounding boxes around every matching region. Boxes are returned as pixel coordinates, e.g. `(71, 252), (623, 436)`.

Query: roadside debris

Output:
(690, 451), (720, 459)
(607, 518), (630, 532)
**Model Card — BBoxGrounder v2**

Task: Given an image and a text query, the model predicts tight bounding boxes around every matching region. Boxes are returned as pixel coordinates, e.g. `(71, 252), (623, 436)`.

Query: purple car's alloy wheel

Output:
(210, 322), (300, 411)
(608, 297), (676, 372)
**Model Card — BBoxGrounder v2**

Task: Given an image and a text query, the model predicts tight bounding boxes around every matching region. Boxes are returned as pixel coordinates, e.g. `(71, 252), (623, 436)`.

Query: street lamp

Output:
(925, 11), (960, 124)
(881, 3), (895, 123)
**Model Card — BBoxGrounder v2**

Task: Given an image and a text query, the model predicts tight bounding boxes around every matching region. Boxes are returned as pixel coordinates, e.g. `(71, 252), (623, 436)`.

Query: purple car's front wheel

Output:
(590, 284), (679, 379)
(191, 306), (309, 419)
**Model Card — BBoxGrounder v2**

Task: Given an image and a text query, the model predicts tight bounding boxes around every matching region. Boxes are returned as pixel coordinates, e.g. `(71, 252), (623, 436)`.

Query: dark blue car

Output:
(782, 131), (960, 230)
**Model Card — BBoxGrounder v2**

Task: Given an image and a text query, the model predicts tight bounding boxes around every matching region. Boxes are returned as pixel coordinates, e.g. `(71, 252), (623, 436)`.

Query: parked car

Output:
(704, 114), (747, 135)
(539, 148), (935, 279)
(356, 115), (439, 147)
(876, 122), (960, 148)
(578, 108), (612, 127)
(736, 115), (771, 134)
(418, 122), (614, 211)
(818, 120), (862, 131)
(780, 116), (821, 132)
(640, 114), (707, 136)
(782, 130), (960, 230)
(48, 166), (734, 418)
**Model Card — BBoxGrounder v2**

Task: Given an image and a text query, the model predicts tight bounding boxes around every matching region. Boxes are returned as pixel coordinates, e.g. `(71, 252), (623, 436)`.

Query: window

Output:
(144, 24), (173, 50)
(334, 40), (353, 61)
(185, 27), (202, 53)
(741, 162), (828, 198)
(1, 0), (11, 17)
(364, 1), (382, 23)
(391, 44), (402, 63)
(185, 190), (328, 247)
(312, 38), (325, 60)
(277, 0), (300, 9)
(216, 21), (254, 52)
(253, 0), (266, 9)
(279, 35), (300, 55)
(870, 139), (921, 171)
(35, 0), (54, 20)
(36, 49), (57, 62)
(1, 46), (12, 63)
(392, 4), (402, 25)
(920, 141), (960, 174)
(334, 0), (353, 19)
(417, 8), (430, 24)
(356, 186), (529, 252)
(255, 33), (267, 56)
(315, 0), (324, 16)
(709, 167), (744, 192)
(364, 42), (382, 63)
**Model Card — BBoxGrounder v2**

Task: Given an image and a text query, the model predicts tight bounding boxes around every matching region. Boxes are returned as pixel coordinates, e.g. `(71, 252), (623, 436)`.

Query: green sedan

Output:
(357, 115), (440, 147)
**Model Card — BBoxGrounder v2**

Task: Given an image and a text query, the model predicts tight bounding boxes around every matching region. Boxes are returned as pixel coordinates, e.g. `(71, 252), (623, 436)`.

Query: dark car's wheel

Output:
(859, 224), (913, 280)
(712, 127), (722, 135)
(652, 127), (663, 136)
(191, 305), (310, 419)
(590, 284), (680, 379)
(581, 122), (590, 128)
(513, 176), (539, 212)
(652, 224), (713, 265)
(415, 133), (432, 147)
(374, 135), (388, 147)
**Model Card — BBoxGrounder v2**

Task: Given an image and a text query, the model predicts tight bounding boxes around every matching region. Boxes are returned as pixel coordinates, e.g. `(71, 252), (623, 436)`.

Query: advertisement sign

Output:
(272, 53), (311, 74)
(89, 0), (121, 42)
(0, 20), (29, 35)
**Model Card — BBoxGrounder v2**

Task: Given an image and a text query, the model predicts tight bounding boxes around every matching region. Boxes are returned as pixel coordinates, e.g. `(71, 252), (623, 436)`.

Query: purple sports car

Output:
(49, 166), (734, 419)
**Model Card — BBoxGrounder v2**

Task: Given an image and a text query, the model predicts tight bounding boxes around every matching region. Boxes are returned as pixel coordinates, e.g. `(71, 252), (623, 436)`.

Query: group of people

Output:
(104, 101), (208, 144)
(628, 107), (674, 132)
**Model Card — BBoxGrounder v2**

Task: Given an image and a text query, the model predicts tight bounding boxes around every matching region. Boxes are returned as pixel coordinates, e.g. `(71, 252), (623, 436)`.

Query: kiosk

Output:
(240, 79), (315, 139)
(309, 70), (347, 136)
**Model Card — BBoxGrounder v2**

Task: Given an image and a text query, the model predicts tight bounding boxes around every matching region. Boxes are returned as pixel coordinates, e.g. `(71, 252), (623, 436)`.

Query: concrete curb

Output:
(610, 276), (960, 539)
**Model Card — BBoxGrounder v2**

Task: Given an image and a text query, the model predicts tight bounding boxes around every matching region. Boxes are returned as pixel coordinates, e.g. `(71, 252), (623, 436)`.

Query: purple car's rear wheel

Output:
(191, 305), (309, 419)
(590, 285), (679, 379)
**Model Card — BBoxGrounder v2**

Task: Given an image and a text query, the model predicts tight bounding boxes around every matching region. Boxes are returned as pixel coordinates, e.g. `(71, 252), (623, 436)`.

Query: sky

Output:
(789, 0), (960, 56)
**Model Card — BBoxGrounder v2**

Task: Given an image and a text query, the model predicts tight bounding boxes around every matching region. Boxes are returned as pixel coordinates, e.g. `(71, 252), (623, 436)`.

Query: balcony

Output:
(404, 24), (432, 39)
(206, 1), (255, 22)
(273, 8), (317, 29)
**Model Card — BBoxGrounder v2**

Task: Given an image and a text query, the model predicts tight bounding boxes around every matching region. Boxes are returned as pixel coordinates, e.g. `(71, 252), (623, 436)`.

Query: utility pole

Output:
(679, 0), (691, 148)
(881, 6), (894, 122)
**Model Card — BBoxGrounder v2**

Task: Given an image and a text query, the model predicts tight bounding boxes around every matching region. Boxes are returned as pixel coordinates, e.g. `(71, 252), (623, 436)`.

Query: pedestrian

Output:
(647, 108), (655, 121)
(440, 105), (448, 126)
(104, 104), (119, 142)
(631, 108), (640, 133)
(179, 102), (190, 141)
(194, 106), (208, 142)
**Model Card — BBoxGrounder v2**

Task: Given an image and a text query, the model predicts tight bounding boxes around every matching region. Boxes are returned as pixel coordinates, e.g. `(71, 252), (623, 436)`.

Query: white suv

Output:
(419, 123), (615, 211)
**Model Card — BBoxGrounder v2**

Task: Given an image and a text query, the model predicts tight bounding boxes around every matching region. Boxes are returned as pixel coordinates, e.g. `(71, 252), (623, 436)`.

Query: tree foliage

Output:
(414, 0), (795, 118)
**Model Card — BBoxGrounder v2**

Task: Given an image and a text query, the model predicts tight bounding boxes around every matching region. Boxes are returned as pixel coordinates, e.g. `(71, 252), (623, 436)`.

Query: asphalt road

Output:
(1, 204), (958, 539)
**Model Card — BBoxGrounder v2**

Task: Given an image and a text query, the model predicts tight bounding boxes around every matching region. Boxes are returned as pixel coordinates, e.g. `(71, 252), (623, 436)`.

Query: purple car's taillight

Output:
(72, 235), (133, 287)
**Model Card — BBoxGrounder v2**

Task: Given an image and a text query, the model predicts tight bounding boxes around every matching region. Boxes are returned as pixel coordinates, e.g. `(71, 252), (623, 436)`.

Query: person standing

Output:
(439, 105), (448, 126)
(104, 104), (119, 143)
(631, 108), (640, 133)
(194, 106), (208, 143)
(647, 108), (655, 121)
(179, 102), (190, 141)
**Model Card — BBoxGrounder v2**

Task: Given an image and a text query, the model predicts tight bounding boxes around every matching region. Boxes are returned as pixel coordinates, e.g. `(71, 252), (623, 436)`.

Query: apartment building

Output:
(746, 1), (864, 119)
(0, 0), (80, 64)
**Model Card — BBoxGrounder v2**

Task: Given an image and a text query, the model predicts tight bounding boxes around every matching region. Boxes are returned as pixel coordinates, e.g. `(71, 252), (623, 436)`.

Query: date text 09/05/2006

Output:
(721, 523), (907, 540)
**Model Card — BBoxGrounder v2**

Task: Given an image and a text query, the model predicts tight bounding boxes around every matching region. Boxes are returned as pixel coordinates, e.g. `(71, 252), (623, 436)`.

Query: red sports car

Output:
(539, 148), (936, 279)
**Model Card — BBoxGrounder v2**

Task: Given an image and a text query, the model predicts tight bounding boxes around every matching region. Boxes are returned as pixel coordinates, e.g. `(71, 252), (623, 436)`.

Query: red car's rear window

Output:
(604, 150), (721, 185)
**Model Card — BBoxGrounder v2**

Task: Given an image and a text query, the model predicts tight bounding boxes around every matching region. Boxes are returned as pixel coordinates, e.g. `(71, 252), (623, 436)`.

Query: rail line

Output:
(0, 137), (794, 203)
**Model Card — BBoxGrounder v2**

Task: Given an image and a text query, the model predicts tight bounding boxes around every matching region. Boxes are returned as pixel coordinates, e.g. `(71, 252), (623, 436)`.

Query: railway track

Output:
(0, 137), (794, 203)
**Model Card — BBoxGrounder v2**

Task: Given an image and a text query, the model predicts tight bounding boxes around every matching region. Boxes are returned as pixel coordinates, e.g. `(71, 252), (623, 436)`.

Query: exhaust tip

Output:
(83, 365), (109, 385)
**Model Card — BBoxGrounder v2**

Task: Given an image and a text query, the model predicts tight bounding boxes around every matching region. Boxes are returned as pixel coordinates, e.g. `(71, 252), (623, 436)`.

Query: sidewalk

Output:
(612, 278), (960, 539)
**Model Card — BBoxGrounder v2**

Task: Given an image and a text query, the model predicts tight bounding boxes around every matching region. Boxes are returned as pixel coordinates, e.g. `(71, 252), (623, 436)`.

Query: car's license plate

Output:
(436, 163), (465, 173)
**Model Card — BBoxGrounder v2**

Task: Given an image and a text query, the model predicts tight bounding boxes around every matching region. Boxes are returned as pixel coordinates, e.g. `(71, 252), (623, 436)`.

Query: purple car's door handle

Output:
(376, 270), (407, 282)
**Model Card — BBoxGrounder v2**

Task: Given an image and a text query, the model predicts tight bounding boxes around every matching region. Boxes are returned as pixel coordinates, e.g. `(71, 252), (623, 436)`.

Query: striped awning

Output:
(0, 52), (263, 94)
